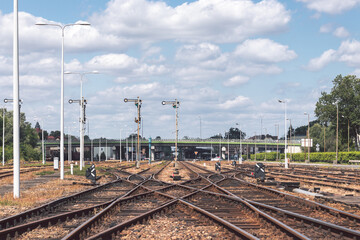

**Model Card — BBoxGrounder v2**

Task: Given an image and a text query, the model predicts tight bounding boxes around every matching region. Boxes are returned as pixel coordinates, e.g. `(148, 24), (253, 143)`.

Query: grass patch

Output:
(66, 164), (91, 176)
(0, 199), (15, 206)
(36, 170), (55, 176)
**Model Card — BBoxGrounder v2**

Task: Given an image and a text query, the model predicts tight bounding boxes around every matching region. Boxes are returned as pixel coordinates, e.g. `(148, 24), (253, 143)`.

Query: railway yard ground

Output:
(1, 159), (360, 239)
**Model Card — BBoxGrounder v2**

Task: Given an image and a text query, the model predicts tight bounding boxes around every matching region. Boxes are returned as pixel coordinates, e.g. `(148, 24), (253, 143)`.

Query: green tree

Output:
(50, 130), (61, 139)
(224, 127), (246, 139)
(315, 75), (360, 149)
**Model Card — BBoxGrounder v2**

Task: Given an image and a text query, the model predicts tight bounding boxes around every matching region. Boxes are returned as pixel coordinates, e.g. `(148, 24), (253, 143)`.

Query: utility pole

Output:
(335, 103), (338, 164)
(162, 99), (180, 166)
(275, 124), (279, 161)
(278, 100), (288, 168)
(124, 97), (142, 168)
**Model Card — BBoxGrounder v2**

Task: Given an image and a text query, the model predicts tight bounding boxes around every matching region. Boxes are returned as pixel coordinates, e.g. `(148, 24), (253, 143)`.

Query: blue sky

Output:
(0, 0), (360, 140)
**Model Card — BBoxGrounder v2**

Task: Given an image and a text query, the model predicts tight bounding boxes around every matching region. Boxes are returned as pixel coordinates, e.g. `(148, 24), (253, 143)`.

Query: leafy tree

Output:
(155, 136), (161, 140)
(210, 133), (222, 139)
(35, 121), (41, 129)
(50, 130), (61, 139)
(224, 127), (246, 139)
(84, 135), (90, 141)
(315, 75), (360, 148)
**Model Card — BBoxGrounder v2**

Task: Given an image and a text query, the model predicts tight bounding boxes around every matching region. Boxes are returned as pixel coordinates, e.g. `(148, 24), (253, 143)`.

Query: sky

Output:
(0, 0), (359, 140)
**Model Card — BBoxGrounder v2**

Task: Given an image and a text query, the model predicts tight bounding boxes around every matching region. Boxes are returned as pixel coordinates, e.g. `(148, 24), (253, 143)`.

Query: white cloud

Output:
(306, 49), (337, 71)
(85, 53), (168, 76)
(234, 38), (297, 63)
(176, 43), (221, 62)
(223, 75), (249, 87)
(297, 0), (360, 14)
(320, 24), (332, 33)
(333, 27), (350, 38)
(90, 0), (290, 43)
(218, 96), (251, 110)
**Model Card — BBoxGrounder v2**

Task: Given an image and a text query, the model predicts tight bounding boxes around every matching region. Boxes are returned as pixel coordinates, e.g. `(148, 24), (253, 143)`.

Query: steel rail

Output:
(0, 178), (124, 230)
(0, 179), (140, 239)
(182, 189), (309, 240)
(211, 181), (360, 239)
(227, 176), (360, 223)
(83, 199), (261, 240)
(62, 190), (175, 240)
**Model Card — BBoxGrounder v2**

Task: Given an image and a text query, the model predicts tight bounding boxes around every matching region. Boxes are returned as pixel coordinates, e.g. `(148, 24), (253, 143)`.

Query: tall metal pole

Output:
(227, 131), (229, 162)
(287, 119), (292, 161)
(132, 135), (134, 162)
(348, 119), (350, 152)
(91, 139), (93, 162)
(254, 132), (257, 161)
(120, 129), (122, 162)
(68, 132), (71, 163)
(219, 133), (222, 159)
(175, 99), (178, 163)
(105, 139), (108, 161)
(278, 100), (288, 168)
(307, 114), (310, 163)
(275, 124), (279, 161)
(324, 125), (326, 152)
(137, 97), (141, 165)
(59, 28), (65, 179)
(236, 123), (242, 164)
(41, 125), (45, 164)
(99, 137), (101, 161)
(161, 99), (179, 164)
(126, 133), (128, 161)
(264, 128), (267, 161)
(335, 103), (338, 164)
(199, 116), (202, 139)
(2, 108), (5, 166)
(13, 0), (20, 198)
(36, 22), (90, 179)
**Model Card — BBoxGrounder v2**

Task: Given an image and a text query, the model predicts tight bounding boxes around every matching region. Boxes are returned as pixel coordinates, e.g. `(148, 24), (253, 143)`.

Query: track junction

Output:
(1, 160), (360, 239)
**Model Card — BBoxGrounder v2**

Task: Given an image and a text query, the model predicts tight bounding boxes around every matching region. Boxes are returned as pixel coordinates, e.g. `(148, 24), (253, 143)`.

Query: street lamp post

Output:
(124, 97), (142, 168)
(36, 21), (90, 180)
(13, 0), (20, 198)
(162, 99), (180, 165)
(2, 107), (5, 166)
(304, 112), (310, 163)
(275, 124), (279, 161)
(278, 100), (288, 168)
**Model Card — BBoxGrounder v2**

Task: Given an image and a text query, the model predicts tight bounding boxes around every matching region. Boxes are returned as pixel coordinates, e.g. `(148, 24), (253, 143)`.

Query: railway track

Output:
(0, 177), (138, 238)
(3, 160), (360, 239)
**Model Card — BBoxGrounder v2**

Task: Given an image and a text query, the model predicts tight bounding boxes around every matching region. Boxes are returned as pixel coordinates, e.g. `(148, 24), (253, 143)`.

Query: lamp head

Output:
(124, 98), (128, 103)
(76, 21), (91, 26)
(68, 99), (73, 104)
(161, 101), (166, 105)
